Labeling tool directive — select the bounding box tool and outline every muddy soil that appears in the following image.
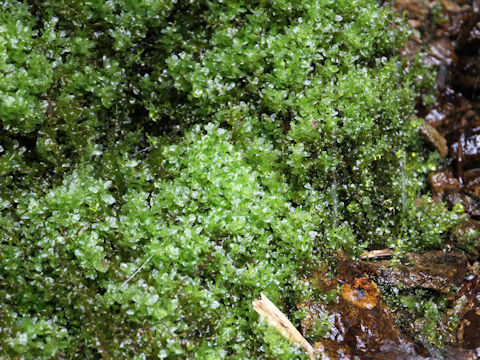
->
[301,1,480,359]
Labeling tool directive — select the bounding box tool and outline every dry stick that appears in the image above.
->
[122,254,154,287]
[252,293,322,360]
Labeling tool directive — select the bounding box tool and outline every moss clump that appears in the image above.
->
[3,126,321,358]
[0,0,459,358]
[385,289,459,351]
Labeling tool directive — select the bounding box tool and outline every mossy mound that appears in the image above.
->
[0,1,459,358]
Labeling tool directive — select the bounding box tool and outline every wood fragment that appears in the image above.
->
[360,249,394,259]
[457,131,464,188]
[252,293,319,360]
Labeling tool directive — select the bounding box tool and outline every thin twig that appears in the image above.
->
[253,293,322,360]
[130,146,151,159]
[122,254,154,287]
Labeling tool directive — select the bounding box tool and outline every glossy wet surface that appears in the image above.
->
[300,1,480,358]
[396,2,480,355]
[301,253,480,359]
[300,261,426,360]
[413,0,480,218]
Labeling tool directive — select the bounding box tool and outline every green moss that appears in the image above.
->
[0,0,460,358]
[398,291,455,350]
[1,125,322,358]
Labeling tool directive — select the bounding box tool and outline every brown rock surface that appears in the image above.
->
[358,251,467,293]
[420,121,449,158]
[451,276,480,349]
[300,272,425,360]
[300,249,471,359]
[429,170,459,202]
[340,277,381,310]
[424,37,457,66]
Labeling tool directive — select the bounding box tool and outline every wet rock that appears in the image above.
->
[408,19,423,30]
[443,348,479,360]
[429,170,459,202]
[450,131,480,169]
[465,178,480,199]
[301,274,425,360]
[401,39,422,60]
[452,219,480,243]
[455,2,480,51]
[421,121,449,157]
[467,261,480,276]
[444,191,480,217]
[300,250,470,359]
[424,88,470,136]
[341,277,381,310]
[453,56,480,95]
[465,169,480,190]
[425,108,447,126]
[440,0,469,13]
[440,11,469,37]
[424,38,457,66]
[392,0,432,23]
[450,276,480,349]
[358,251,467,293]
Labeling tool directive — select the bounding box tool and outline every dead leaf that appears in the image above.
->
[360,249,394,259]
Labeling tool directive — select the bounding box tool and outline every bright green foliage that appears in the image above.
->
[2,125,319,358]
[0,0,460,358]
[0,2,52,134]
